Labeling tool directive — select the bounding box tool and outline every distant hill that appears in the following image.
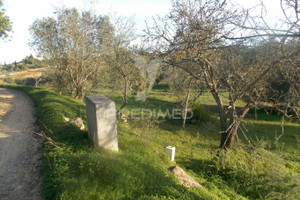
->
[0,55,47,84]
[1,55,46,73]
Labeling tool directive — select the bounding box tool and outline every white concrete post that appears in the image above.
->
[165,146,176,161]
[85,95,118,151]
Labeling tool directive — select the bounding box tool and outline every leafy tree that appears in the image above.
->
[30,8,113,99]
[0,0,11,39]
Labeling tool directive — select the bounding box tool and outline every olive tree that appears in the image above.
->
[0,0,11,40]
[30,8,113,99]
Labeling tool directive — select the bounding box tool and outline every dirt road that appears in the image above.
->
[0,88,42,200]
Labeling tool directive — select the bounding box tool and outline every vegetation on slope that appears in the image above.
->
[1,84,299,199]
[1,55,45,73]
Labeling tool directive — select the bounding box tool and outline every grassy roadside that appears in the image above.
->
[0,85,236,199]
[1,84,299,199]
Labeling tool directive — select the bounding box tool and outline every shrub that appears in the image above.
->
[4,76,15,84]
[191,101,212,123]
[15,78,36,86]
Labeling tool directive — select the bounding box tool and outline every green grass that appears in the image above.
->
[1,84,299,199]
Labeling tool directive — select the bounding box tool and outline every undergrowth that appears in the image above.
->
[214,148,300,199]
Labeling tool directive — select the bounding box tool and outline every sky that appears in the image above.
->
[0,0,283,64]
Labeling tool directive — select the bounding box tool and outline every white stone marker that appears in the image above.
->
[165,146,176,161]
[85,95,118,151]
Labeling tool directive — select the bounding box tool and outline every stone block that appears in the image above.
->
[85,95,118,151]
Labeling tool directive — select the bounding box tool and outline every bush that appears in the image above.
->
[191,102,212,123]
[14,78,36,86]
[15,65,29,71]
[4,76,15,84]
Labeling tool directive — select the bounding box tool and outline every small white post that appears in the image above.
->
[165,146,176,161]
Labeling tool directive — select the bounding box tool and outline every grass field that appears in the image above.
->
[1,84,299,199]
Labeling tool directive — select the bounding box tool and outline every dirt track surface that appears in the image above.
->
[0,88,42,200]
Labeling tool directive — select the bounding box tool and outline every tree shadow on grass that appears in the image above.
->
[52,124,90,149]
[155,119,220,142]
[51,130,207,199]
[76,153,205,199]
[177,158,217,178]
[108,95,177,111]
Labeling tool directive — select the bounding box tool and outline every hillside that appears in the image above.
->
[1,85,299,200]
[0,55,46,84]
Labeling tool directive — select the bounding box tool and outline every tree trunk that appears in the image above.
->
[74,85,84,100]
[209,90,229,148]
[220,119,229,148]
[220,89,237,149]
[220,125,239,149]
[220,105,251,150]
[35,77,41,88]
[68,87,74,97]
[117,76,128,114]
[182,88,191,128]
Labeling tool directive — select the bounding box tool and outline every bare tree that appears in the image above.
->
[146,0,300,149]
[234,0,300,130]
[103,15,140,113]
[164,65,204,128]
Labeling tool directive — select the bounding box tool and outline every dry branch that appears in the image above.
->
[32,131,63,150]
